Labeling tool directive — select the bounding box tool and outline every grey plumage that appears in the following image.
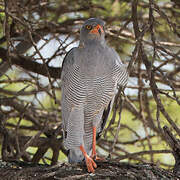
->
[61,18,128,164]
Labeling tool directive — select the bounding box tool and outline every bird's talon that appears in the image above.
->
[91,152,104,161]
[90,153,96,159]
[85,156,97,173]
[95,155,105,161]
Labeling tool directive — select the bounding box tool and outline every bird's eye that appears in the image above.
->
[86,25,92,30]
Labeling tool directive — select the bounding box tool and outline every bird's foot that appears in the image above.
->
[80,145,97,173]
[91,152,105,161]
[95,155,105,161]
[85,155,97,173]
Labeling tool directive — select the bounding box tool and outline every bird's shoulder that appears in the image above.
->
[61,47,77,70]
[106,46,122,65]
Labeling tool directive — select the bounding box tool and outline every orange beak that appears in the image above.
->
[89,24,104,35]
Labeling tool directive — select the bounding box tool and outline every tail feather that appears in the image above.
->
[68,148,84,163]
[68,96,116,164]
[96,95,115,140]
[68,147,92,163]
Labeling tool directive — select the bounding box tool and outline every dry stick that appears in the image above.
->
[17,123,48,160]
[140,0,155,161]
[109,26,151,155]
[126,85,180,92]
[32,146,49,164]
[149,0,156,64]
[163,126,180,175]
[119,123,147,149]
[100,135,155,145]
[27,72,56,99]
[116,149,171,161]
[0,97,41,127]
[149,60,180,136]
[154,56,176,72]
[132,0,180,137]
[129,68,180,90]
[15,103,29,159]
[99,143,148,164]
[117,18,132,37]
[0,78,35,84]
[156,104,164,138]
[0,115,11,160]
[28,30,57,104]
[132,0,172,165]
[124,96,139,117]
[132,0,155,162]
[155,44,180,61]
[144,91,161,134]
[107,24,180,60]
[34,94,46,110]
[152,2,180,38]
[138,59,154,162]
[108,94,124,158]
[6,123,39,131]
[51,147,60,165]
[121,124,141,140]
[105,19,146,156]
[127,24,150,74]
[155,67,180,105]
[104,88,122,138]
[4,0,11,66]
[0,88,40,96]
[127,39,139,73]
[101,139,172,165]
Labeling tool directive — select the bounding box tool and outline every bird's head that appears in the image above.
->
[80,18,105,45]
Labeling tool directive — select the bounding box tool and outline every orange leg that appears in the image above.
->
[91,126,97,158]
[80,145,97,173]
[91,126,104,160]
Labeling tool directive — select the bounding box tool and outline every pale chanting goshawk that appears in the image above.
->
[61,18,128,173]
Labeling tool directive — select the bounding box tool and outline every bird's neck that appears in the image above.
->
[79,38,106,48]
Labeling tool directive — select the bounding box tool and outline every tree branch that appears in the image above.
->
[0,47,61,78]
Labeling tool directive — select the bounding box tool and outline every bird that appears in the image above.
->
[61,18,128,173]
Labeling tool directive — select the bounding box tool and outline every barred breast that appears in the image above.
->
[61,44,128,151]
[61,49,87,149]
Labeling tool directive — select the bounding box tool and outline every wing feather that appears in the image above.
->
[61,47,85,149]
[61,47,77,146]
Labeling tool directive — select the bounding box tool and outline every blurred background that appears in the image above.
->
[0,0,179,170]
